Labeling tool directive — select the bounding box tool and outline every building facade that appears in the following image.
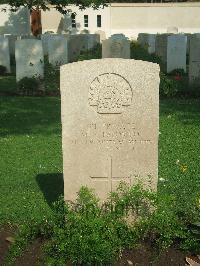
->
[1,3,200,38]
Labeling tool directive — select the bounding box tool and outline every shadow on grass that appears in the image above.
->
[36,173,64,207]
[160,99,200,126]
[0,97,61,137]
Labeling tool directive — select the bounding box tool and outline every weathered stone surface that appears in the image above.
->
[67,34,100,62]
[87,34,100,50]
[67,34,88,62]
[189,37,200,87]
[0,36,10,72]
[15,39,44,81]
[61,58,160,202]
[167,35,187,73]
[137,33,156,54]
[110,34,128,40]
[155,34,169,64]
[95,30,106,42]
[102,39,130,59]
[48,35,68,66]
[4,34,19,56]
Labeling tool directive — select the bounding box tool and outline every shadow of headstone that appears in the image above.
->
[36,173,64,207]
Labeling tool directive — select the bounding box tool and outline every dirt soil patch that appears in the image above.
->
[0,226,199,266]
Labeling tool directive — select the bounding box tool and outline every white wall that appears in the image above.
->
[41,5,111,38]
[0,4,31,35]
[110,3,200,39]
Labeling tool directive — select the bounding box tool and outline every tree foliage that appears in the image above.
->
[0,0,108,13]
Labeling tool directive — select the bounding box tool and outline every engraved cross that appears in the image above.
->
[90,157,131,192]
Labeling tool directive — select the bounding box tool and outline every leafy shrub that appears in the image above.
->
[6,184,200,265]
[0,65,7,75]
[17,76,43,96]
[159,72,179,98]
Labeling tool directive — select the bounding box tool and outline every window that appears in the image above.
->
[84,15,88,28]
[71,13,76,28]
[97,15,101,28]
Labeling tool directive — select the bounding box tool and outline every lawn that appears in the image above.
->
[0,96,200,225]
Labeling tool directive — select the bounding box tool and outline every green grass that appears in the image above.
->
[0,97,62,224]
[0,96,200,225]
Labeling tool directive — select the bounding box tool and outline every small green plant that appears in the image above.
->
[5,184,200,265]
[17,76,43,96]
[159,72,179,98]
[0,65,7,75]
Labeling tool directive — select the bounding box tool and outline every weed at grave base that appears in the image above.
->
[5,183,200,266]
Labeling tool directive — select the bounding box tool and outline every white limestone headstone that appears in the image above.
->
[61,58,160,202]
[95,30,106,43]
[15,39,44,82]
[167,35,187,73]
[0,36,10,73]
[48,35,68,66]
[102,39,130,59]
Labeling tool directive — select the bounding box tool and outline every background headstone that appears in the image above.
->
[87,34,100,50]
[167,34,187,73]
[155,34,171,70]
[102,39,130,59]
[189,36,200,87]
[138,33,156,54]
[95,30,106,43]
[0,36,11,73]
[48,35,68,66]
[110,34,129,40]
[15,39,44,81]
[67,34,88,62]
[61,58,160,202]
[4,34,19,56]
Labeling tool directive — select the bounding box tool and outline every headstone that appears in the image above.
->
[61,58,160,202]
[4,34,19,56]
[167,26,178,34]
[137,33,149,46]
[48,35,68,66]
[95,30,106,43]
[20,34,37,39]
[87,34,100,50]
[167,35,187,73]
[15,39,44,82]
[189,36,200,87]
[155,34,169,64]
[0,36,11,73]
[102,39,130,59]
[41,33,51,55]
[148,34,156,54]
[68,34,88,62]
[138,33,156,54]
[187,33,200,54]
[110,34,128,40]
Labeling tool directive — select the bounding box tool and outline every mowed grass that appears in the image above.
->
[0,96,200,225]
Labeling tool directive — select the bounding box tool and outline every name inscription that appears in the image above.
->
[70,122,152,150]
